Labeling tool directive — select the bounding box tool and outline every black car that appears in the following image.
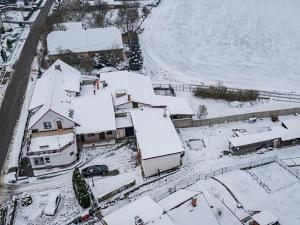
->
[81,165,109,178]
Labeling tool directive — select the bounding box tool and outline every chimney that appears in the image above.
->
[135,216,144,225]
[163,107,167,117]
[191,196,197,207]
[96,79,99,90]
[55,64,61,71]
[128,94,131,101]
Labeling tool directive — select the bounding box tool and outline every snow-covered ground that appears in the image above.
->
[210,169,300,225]
[176,91,300,119]
[247,162,299,192]
[140,0,300,92]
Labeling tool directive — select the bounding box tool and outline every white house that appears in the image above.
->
[28,61,80,132]
[28,132,78,169]
[103,196,175,225]
[71,92,117,144]
[99,71,193,118]
[131,108,185,177]
[47,26,123,59]
[103,189,223,225]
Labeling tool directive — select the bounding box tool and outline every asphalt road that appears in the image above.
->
[0,0,55,197]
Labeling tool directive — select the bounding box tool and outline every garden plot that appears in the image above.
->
[14,187,82,225]
[247,162,299,192]
[215,170,300,225]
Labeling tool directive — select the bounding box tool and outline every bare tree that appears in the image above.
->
[116,1,140,44]
[94,1,109,27]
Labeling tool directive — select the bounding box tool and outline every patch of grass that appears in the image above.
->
[194,85,258,102]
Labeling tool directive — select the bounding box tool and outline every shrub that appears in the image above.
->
[72,167,91,208]
[194,85,258,102]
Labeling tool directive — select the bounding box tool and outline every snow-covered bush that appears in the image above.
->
[72,167,91,209]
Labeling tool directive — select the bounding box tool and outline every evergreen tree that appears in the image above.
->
[129,43,143,71]
[6,39,12,49]
[72,167,91,208]
[1,49,7,62]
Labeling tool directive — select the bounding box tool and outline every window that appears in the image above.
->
[33,157,45,165]
[43,122,52,129]
[70,152,74,156]
[87,133,95,137]
[106,131,113,135]
[45,157,50,163]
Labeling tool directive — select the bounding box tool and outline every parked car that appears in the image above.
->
[81,165,109,178]
[44,192,61,216]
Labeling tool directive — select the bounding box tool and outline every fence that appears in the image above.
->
[276,159,300,180]
[152,156,277,202]
[153,83,300,102]
[172,107,300,128]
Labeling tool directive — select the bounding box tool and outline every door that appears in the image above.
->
[99,132,105,140]
[56,120,62,129]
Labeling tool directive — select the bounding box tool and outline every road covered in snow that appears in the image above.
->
[140,0,300,92]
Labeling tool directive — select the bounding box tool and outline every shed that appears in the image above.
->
[251,211,279,225]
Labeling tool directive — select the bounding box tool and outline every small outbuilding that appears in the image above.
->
[131,108,185,177]
[251,211,280,225]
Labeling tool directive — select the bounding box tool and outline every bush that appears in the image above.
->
[72,167,91,208]
[194,85,258,102]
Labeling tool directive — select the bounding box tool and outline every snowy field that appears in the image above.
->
[141,0,300,92]
[213,170,300,225]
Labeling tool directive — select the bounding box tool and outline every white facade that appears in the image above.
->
[29,135,78,169]
[30,110,76,132]
[141,153,181,177]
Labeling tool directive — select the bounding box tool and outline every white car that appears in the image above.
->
[44,192,61,216]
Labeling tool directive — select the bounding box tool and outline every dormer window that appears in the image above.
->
[116,89,127,98]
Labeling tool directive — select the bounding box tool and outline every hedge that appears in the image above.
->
[72,167,91,208]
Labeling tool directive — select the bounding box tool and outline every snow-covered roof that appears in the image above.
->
[229,119,300,147]
[29,133,74,153]
[153,95,194,116]
[131,108,184,159]
[29,59,81,111]
[47,27,123,55]
[115,114,133,128]
[28,61,79,129]
[252,211,279,225]
[103,196,175,225]
[229,126,285,147]
[72,92,116,134]
[282,118,300,130]
[158,189,199,211]
[100,71,156,106]
[166,192,220,225]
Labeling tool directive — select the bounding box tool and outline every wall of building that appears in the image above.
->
[29,140,78,169]
[142,153,181,177]
[231,138,280,155]
[82,130,116,143]
[31,110,75,132]
[116,128,126,139]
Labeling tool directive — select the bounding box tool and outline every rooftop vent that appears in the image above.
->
[116,89,127,98]
[135,216,144,225]
[55,64,62,71]
[40,145,49,149]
